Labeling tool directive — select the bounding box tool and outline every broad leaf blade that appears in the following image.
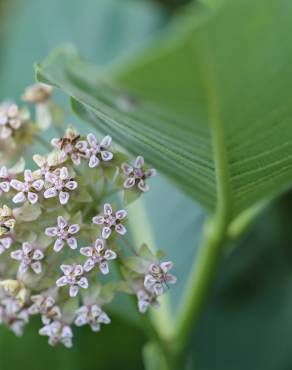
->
[36,0,292,219]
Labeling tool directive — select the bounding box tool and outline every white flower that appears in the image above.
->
[80,239,117,274]
[136,289,160,313]
[85,133,113,168]
[10,242,44,274]
[39,320,73,348]
[51,128,89,166]
[45,216,80,252]
[92,203,127,239]
[29,295,61,325]
[0,103,23,139]
[144,262,177,296]
[10,169,44,204]
[121,156,156,192]
[74,304,110,332]
[44,167,77,205]
[56,264,88,297]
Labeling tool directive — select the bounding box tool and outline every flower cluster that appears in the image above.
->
[0,83,175,348]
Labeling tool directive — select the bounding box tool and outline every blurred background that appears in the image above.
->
[1,1,292,369]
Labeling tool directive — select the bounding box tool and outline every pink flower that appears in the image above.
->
[10,242,44,274]
[74,304,110,332]
[121,156,156,192]
[144,262,177,296]
[56,264,88,297]
[136,289,160,313]
[29,295,61,325]
[45,216,80,252]
[80,239,117,274]
[0,103,23,139]
[44,167,77,205]
[0,167,11,194]
[92,203,127,239]
[85,133,113,168]
[39,320,73,348]
[10,169,44,204]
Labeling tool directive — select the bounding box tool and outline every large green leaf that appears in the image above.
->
[37,0,292,220]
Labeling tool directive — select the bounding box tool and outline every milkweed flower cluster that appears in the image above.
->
[0,83,176,348]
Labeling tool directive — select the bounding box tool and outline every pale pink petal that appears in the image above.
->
[10,179,23,192]
[28,192,38,204]
[105,249,117,260]
[145,168,157,178]
[60,167,69,180]
[87,133,97,146]
[74,264,83,276]
[160,261,173,273]
[89,155,99,168]
[166,274,177,284]
[57,216,67,229]
[103,203,112,216]
[121,163,133,176]
[138,180,149,192]
[45,226,58,237]
[54,239,64,252]
[32,179,44,191]
[56,276,68,287]
[59,191,69,205]
[67,237,77,250]
[116,209,127,220]
[24,169,34,182]
[100,135,112,149]
[123,177,135,188]
[22,242,32,254]
[31,261,42,274]
[84,258,95,272]
[69,285,79,297]
[33,249,44,260]
[65,181,77,190]
[92,215,104,225]
[11,249,23,260]
[68,224,79,234]
[102,227,111,239]
[94,239,104,249]
[44,187,57,198]
[99,262,109,275]
[60,264,72,275]
[78,277,88,289]
[135,156,144,168]
[80,247,93,257]
[12,192,26,203]
[115,224,127,236]
[101,151,113,161]
[0,181,10,192]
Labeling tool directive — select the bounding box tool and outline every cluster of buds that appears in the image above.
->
[0,83,176,348]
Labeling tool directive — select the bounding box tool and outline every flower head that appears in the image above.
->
[56,264,88,297]
[144,261,177,295]
[11,242,44,274]
[44,167,77,205]
[74,304,110,332]
[80,239,117,274]
[92,203,127,239]
[121,156,156,192]
[10,169,44,204]
[45,216,80,252]
[85,133,113,168]
[39,320,73,348]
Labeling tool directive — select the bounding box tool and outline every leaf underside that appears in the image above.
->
[37,0,292,220]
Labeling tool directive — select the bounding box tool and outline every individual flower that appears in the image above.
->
[45,216,80,252]
[0,205,15,236]
[29,295,61,325]
[22,83,53,104]
[33,151,67,177]
[0,237,13,255]
[0,103,24,139]
[10,169,44,204]
[56,264,88,297]
[80,239,117,274]
[74,304,110,332]
[92,203,127,239]
[51,128,89,165]
[121,156,156,192]
[44,167,77,205]
[136,289,160,313]
[85,133,113,168]
[10,242,44,274]
[144,261,177,295]
[39,320,73,348]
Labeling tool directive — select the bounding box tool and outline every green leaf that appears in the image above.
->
[37,0,292,221]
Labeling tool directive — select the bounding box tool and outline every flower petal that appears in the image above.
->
[123,177,135,189]
[102,227,111,239]
[101,151,113,161]
[12,192,26,203]
[115,224,127,236]
[135,156,144,168]
[54,238,65,252]
[57,216,67,229]
[67,237,77,250]
[59,191,69,205]
[44,187,57,199]
[45,227,58,237]
[103,203,112,216]
[56,276,68,287]
[116,209,127,220]
[68,224,80,234]
[100,135,112,149]
[80,247,93,257]
[89,155,99,168]
[31,261,42,274]
[92,215,104,225]
[69,285,79,297]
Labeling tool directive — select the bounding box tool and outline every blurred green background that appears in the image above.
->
[1,1,292,369]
